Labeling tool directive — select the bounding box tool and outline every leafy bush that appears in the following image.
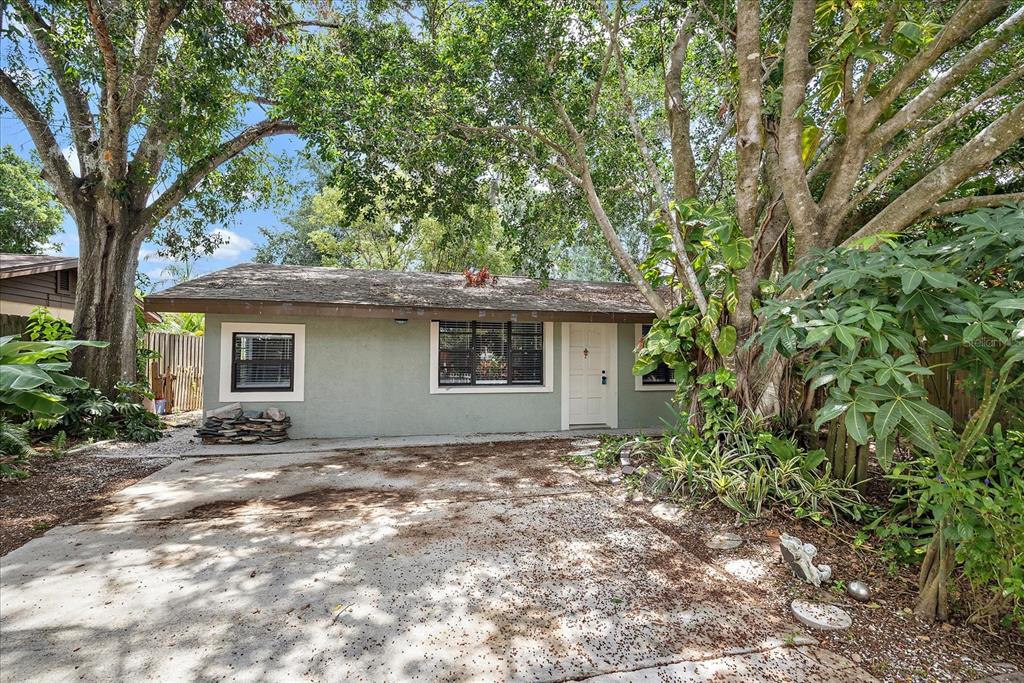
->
[0,335,107,418]
[24,307,73,341]
[878,427,1024,627]
[0,416,34,477]
[37,381,162,443]
[598,370,865,524]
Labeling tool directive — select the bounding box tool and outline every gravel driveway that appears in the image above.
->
[0,439,874,682]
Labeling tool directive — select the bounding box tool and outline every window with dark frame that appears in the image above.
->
[56,270,71,293]
[231,332,295,392]
[640,324,675,385]
[438,321,543,386]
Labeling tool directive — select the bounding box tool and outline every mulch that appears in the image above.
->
[0,451,169,556]
[583,458,1024,683]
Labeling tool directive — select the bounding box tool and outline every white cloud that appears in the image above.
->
[209,228,254,261]
[42,227,79,256]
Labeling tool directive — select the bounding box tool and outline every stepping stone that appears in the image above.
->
[568,448,597,458]
[650,502,686,522]
[570,439,601,448]
[791,600,852,631]
[620,465,636,475]
[705,532,743,550]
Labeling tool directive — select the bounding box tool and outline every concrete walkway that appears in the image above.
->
[0,440,876,682]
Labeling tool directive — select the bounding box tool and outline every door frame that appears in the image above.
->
[560,322,618,430]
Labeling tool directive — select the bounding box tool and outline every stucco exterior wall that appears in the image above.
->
[204,314,674,438]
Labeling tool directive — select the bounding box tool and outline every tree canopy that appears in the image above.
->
[0,145,63,253]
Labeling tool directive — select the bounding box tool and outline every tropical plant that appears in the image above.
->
[24,307,73,342]
[880,427,1024,628]
[37,381,162,443]
[0,336,107,418]
[0,416,34,477]
[758,206,1024,621]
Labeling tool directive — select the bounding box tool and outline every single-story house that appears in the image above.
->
[0,254,79,320]
[146,264,678,438]
[0,253,161,326]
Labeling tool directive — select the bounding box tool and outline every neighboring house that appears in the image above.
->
[0,253,161,325]
[147,264,678,438]
[0,254,78,320]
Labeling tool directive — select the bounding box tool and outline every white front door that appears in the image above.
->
[567,323,610,426]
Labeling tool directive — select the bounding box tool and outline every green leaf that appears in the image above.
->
[715,325,737,357]
[845,408,869,445]
[722,238,753,269]
[873,400,902,438]
[814,400,849,430]
[901,270,923,294]
[875,432,894,471]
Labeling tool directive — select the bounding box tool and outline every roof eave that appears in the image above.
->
[0,261,78,279]
[144,297,656,324]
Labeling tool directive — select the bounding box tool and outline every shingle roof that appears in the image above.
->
[0,254,78,278]
[146,263,657,322]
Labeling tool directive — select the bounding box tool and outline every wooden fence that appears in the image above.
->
[0,314,29,337]
[144,331,204,412]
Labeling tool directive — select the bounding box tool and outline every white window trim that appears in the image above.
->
[560,322,618,430]
[219,322,305,402]
[633,323,676,392]
[429,320,554,394]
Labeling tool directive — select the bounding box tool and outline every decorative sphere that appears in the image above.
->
[847,580,872,602]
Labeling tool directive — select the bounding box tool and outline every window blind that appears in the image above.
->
[232,332,295,391]
[438,321,543,386]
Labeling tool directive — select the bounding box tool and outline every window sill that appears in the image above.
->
[429,384,554,395]
[634,383,676,392]
[218,389,304,402]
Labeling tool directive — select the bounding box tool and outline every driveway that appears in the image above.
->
[0,439,873,682]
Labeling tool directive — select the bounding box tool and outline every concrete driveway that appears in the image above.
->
[0,439,873,682]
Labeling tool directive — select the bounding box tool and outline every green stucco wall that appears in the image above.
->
[204,314,675,438]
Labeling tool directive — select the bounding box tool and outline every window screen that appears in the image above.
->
[56,270,71,292]
[438,321,543,386]
[640,324,674,385]
[231,332,295,392]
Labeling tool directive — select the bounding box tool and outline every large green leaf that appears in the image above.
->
[715,325,737,357]
[845,408,870,445]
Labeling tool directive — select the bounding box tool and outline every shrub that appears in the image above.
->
[880,427,1024,627]
[0,335,106,418]
[37,381,161,443]
[0,416,34,477]
[24,307,73,342]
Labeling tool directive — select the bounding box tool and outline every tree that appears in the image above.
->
[0,145,63,253]
[0,0,317,391]
[290,0,1023,416]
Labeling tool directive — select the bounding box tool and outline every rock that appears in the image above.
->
[851,654,863,664]
[264,406,287,421]
[607,475,622,485]
[242,410,262,418]
[705,532,743,550]
[847,580,872,602]
[780,533,832,587]
[621,465,636,475]
[569,448,596,458]
[791,599,852,630]
[570,439,600,448]
[650,502,685,522]
[205,403,242,419]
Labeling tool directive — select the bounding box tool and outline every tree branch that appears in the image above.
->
[587,0,620,121]
[0,69,77,208]
[122,0,187,125]
[664,11,698,201]
[846,98,1024,243]
[139,119,299,231]
[734,0,763,239]
[860,0,1010,129]
[844,65,1024,217]
[11,0,96,173]
[778,0,821,259]
[867,4,1023,152]
[922,192,1024,219]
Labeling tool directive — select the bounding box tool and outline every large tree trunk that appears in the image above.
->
[72,210,145,394]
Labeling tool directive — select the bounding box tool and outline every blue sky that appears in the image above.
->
[1,115,307,290]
